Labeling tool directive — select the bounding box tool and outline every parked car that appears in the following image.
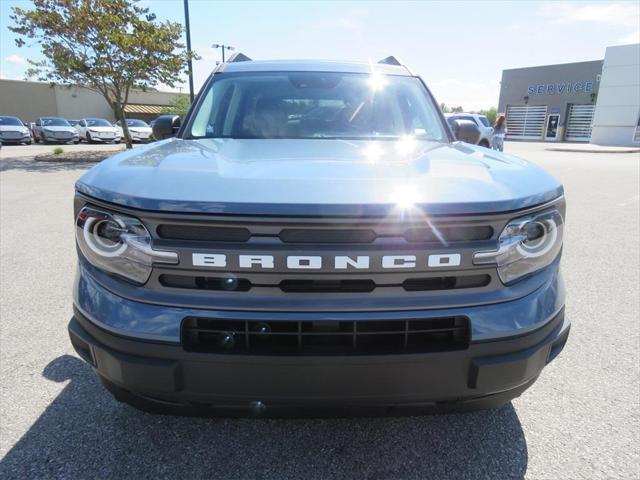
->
[67,119,81,132]
[0,115,32,145]
[114,118,152,143]
[70,56,569,416]
[33,117,79,144]
[445,113,494,148]
[76,117,121,143]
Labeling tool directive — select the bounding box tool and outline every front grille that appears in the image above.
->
[182,316,471,355]
[157,225,251,242]
[155,224,493,244]
[130,208,506,309]
[159,274,491,293]
[0,131,22,139]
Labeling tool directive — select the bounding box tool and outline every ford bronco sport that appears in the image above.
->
[69,56,569,415]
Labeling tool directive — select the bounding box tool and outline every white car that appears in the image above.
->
[77,118,121,143]
[115,119,152,143]
[445,113,494,148]
[0,115,32,145]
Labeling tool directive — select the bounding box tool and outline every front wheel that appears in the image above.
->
[86,132,93,144]
[479,140,490,148]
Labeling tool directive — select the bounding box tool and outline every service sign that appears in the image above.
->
[527,81,595,95]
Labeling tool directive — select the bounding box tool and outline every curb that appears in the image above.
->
[545,147,640,154]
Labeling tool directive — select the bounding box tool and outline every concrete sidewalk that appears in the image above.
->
[545,143,640,154]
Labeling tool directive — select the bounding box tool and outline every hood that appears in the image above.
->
[87,126,117,132]
[0,125,29,133]
[128,127,152,133]
[42,126,76,132]
[76,138,563,216]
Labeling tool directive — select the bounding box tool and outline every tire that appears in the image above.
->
[86,132,92,144]
[479,140,490,148]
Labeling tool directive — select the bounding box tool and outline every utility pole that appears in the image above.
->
[183,0,194,103]
[212,44,235,63]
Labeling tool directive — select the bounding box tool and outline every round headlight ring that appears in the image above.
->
[83,215,128,258]
[516,218,558,258]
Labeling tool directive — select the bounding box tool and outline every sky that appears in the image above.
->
[1,0,639,110]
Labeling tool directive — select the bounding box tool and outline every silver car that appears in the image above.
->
[33,117,80,144]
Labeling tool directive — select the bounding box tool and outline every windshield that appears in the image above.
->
[188,72,447,141]
[0,116,23,126]
[86,118,111,127]
[127,119,148,127]
[68,120,80,126]
[42,118,70,127]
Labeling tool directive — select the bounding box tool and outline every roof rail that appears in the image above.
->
[227,52,252,63]
[378,55,402,66]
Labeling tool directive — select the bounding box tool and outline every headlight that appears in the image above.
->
[76,206,178,284]
[473,208,564,284]
[89,129,99,133]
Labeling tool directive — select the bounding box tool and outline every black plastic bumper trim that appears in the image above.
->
[69,306,568,414]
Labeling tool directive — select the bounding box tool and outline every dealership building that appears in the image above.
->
[498,43,640,146]
[0,79,187,123]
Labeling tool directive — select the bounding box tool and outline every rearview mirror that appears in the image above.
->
[450,119,481,144]
[152,115,181,140]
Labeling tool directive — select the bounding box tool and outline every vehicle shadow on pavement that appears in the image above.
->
[0,355,528,480]
[0,158,96,173]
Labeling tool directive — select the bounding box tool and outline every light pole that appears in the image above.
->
[212,44,235,63]
[183,0,194,103]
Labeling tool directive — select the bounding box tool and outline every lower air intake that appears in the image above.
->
[182,316,471,355]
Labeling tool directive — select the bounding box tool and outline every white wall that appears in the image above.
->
[590,44,640,146]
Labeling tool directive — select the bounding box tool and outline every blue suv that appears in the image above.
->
[69,56,569,415]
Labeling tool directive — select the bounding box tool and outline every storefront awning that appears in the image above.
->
[124,104,164,115]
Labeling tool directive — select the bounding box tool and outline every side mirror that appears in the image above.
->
[152,115,181,140]
[451,119,481,144]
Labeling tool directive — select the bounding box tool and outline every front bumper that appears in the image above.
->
[43,133,78,143]
[90,135,120,142]
[0,135,31,144]
[69,303,569,414]
[70,259,568,414]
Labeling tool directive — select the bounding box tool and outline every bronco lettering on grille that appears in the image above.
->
[191,253,461,270]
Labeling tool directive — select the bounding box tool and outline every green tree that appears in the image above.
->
[479,107,498,125]
[161,95,191,118]
[10,0,195,148]
[451,106,464,113]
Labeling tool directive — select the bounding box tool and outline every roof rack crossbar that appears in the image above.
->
[227,52,252,63]
[378,56,403,66]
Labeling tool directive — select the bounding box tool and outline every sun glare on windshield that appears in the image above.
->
[367,72,388,91]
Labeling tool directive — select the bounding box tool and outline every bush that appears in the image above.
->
[52,147,64,155]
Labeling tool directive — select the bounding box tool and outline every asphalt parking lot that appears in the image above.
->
[0,142,130,158]
[1,142,638,479]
